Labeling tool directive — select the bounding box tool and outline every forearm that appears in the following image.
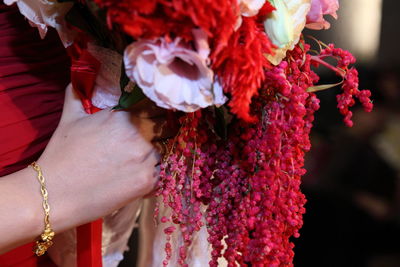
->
[0,167,43,254]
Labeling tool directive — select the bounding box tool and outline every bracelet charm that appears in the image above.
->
[31,162,55,256]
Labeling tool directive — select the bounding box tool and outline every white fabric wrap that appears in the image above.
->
[87,43,135,109]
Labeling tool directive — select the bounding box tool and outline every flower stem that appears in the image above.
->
[310,55,346,77]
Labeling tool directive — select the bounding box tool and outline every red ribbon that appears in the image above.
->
[68,41,103,267]
[69,44,101,114]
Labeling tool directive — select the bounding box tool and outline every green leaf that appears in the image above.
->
[113,62,144,110]
[307,81,343,93]
[113,85,146,110]
[298,41,304,52]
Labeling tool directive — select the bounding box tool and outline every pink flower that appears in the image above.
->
[124,30,226,112]
[306,0,339,30]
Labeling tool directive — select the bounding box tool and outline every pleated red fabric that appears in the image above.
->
[0,3,69,266]
[0,3,70,177]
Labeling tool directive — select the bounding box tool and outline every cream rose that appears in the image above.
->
[123,30,226,112]
[264,0,311,65]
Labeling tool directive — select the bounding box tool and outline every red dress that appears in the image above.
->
[0,3,70,266]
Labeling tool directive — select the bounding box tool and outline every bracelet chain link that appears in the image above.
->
[31,162,55,256]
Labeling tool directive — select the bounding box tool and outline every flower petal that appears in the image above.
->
[264,0,311,65]
[306,0,339,30]
[124,34,226,112]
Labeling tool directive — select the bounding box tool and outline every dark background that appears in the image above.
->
[294,1,400,266]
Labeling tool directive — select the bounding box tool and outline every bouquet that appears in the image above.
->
[7,0,373,266]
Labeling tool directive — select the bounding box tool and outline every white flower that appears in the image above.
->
[4,0,75,47]
[123,30,226,112]
[264,0,311,65]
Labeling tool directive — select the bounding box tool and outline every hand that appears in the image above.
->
[37,84,161,232]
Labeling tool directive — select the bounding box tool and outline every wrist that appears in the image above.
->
[0,167,43,253]
[19,167,46,239]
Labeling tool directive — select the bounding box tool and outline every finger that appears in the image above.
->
[61,84,88,123]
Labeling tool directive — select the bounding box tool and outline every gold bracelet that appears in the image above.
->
[31,162,55,256]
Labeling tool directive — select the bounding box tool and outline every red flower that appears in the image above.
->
[212,17,274,122]
[94,0,238,45]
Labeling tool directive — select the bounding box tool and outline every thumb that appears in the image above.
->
[60,84,88,123]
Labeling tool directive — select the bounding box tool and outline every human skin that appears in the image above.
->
[0,85,163,254]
